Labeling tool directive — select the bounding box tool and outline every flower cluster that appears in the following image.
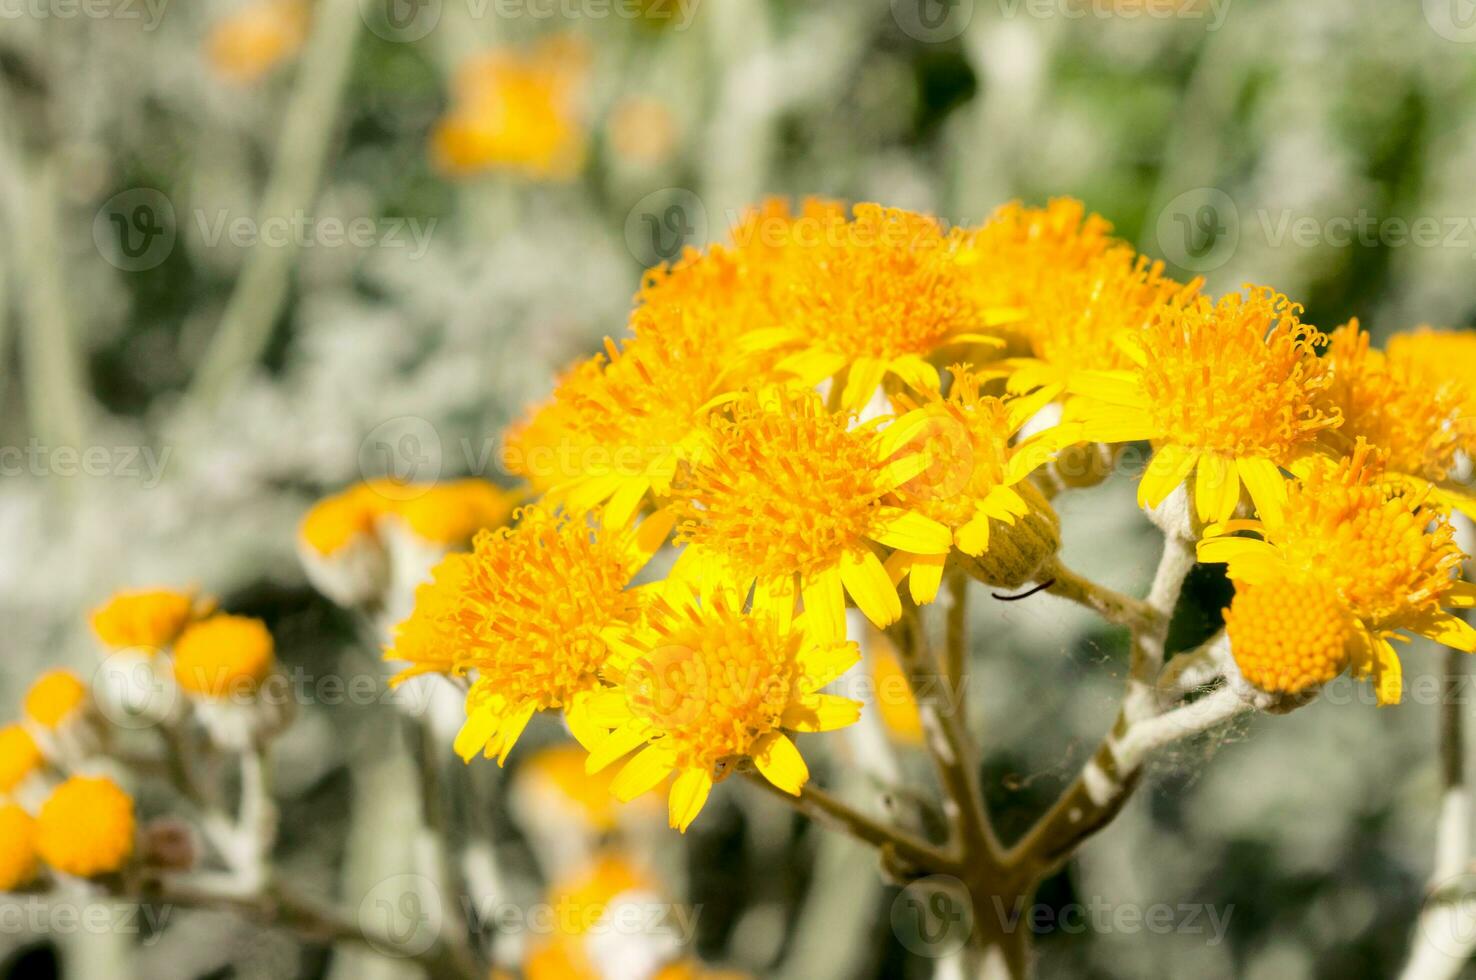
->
[348,195,1476,837]
[1,589,291,895]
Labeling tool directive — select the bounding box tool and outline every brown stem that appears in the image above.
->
[888,599,1004,870]
[742,771,952,878]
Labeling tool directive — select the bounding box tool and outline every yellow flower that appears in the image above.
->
[407,505,672,765]
[173,615,276,699]
[37,776,136,878]
[24,671,87,731]
[206,0,310,85]
[1003,248,1201,399]
[881,366,1058,601]
[0,804,40,891]
[523,853,657,979]
[588,586,862,832]
[1199,444,1476,704]
[744,204,1006,412]
[385,553,474,686]
[957,198,1124,345]
[1064,287,1340,524]
[868,637,923,747]
[1386,328,1476,411]
[1222,575,1356,697]
[671,387,952,639]
[298,483,393,557]
[504,336,743,527]
[517,743,628,834]
[89,588,198,650]
[392,480,519,546]
[0,725,42,796]
[432,36,589,180]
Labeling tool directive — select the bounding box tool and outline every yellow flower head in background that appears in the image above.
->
[671,387,951,639]
[0,804,40,891]
[868,636,923,747]
[523,853,658,979]
[1005,248,1201,399]
[89,588,198,650]
[517,743,629,834]
[433,35,590,180]
[426,505,673,765]
[0,725,42,796]
[746,204,1004,411]
[37,776,136,878]
[206,0,310,85]
[589,587,861,831]
[392,479,520,546]
[958,198,1123,340]
[882,367,1057,601]
[1326,324,1476,518]
[1065,287,1339,524]
[299,482,394,557]
[24,671,87,731]
[172,615,277,699]
[1200,444,1475,704]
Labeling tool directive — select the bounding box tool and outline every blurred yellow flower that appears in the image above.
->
[433,36,590,180]
[89,588,198,650]
[37,776,136,878]
[0,804,40,891]
[173,615,276,699]
[590,586,861,832]
[0,725,42,797]
[206,0,310,85]
[23,671,87,731]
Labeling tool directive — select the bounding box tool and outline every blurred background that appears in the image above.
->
[3,0,1476,977]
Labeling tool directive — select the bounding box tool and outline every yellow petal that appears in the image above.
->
[954,512,992,557]
[1416,614,1476,652]
[454,705,501,763]
[753,733,809,796]
[587,720,652,774]
[840,548,903,626]
[887,355,941,395]
[783,694,862,732]
[1067,370,1149,407]
[802,566,846,643]
[491,703,536,766]
[1194,452,1241,524]
[1074,405,1160,444]
[797,643,862,688]
[603,478,650,530]
[1447,581,1476,609]
[1196,535,1278,569]
[1373,638,1403,706]
[668,768,714,833]
[842,357,888,412]
[611,744,676,802]
[1236,457,1287,526]
[1138,443,1199,510]
[907,552,946,604]
[870,508,952,554]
